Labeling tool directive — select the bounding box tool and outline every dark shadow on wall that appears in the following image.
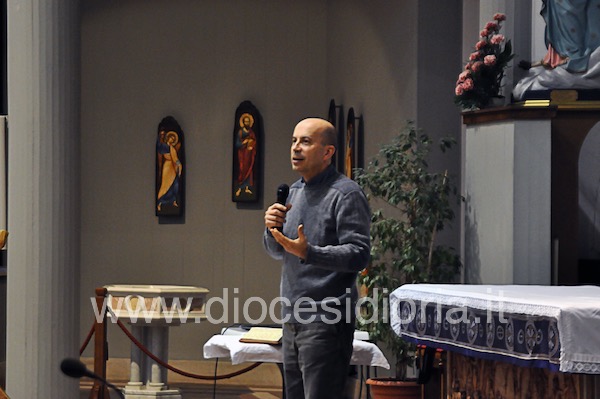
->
[464,192,482,284]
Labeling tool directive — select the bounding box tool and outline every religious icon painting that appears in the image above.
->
[328,99,337,125]
[344,107,356,179]
[327,99,345,174]
[155,116,185,217]
[232,100,262,202]
[356,113,364,171]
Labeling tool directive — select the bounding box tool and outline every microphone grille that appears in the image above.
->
[276,184,289,204]
[277,183,289,194]
[60,358,88,379]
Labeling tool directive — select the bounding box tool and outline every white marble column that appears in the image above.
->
[5,0,80,398]
[127,325,145,390]
[146,326,168,389]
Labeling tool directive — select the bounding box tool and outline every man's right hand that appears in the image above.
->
[264,203,291,230]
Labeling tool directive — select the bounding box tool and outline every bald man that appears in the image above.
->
[263,118,371,399]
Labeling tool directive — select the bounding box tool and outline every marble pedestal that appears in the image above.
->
[105,285,209,399]
[463,117,551,284]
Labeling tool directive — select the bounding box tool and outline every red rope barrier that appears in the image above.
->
[80,308,264,381]
[113,317,262,380]
[80,321,95,355]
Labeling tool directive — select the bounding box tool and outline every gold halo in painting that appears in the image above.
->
[239,113,254,128]
[165,131,179,146]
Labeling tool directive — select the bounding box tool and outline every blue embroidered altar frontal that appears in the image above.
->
[395,299,560,370]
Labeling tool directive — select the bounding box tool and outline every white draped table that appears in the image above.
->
[390,284,600,374]
[203,331,390,369]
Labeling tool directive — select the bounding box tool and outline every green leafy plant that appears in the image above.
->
[454,13,515,111]
[354,121,461,379]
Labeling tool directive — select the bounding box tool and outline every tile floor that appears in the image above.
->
[79,381,283,399]
[78,375,372,399]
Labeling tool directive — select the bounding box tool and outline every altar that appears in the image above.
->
[391,284,600,398]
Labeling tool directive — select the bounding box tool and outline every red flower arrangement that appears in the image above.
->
[455,13,515,110]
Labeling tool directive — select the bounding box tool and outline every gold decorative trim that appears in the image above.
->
[520,100,550,107]
[515,100,600,109]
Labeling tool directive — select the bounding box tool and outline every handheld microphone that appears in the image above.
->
[60,358,125,399]
[276,184,289,205]
[275,184,289,231]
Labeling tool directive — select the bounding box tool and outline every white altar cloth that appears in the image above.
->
[203,334,390,369]
[390,284,600,374]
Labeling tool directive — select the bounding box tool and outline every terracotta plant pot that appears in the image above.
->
[366,378,421,399]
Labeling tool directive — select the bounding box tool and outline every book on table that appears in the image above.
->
[239,326,283,345]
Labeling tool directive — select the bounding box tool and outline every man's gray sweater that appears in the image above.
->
[263,164,371,323]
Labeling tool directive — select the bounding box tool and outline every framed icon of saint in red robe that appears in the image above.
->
[232,101,262,203]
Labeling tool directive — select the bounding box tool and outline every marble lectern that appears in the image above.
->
[105,285,209,399]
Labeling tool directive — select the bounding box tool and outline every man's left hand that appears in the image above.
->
[269,224,308,261]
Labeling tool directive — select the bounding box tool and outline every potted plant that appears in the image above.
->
[354,121,461,397]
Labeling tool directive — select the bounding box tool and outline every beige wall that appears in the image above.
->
[80,0,462,361]
[326,1,419,157]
